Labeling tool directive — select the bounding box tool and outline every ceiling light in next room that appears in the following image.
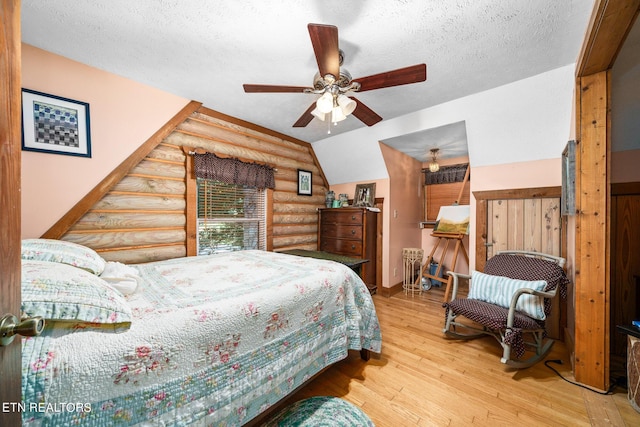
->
[429,148,440,172]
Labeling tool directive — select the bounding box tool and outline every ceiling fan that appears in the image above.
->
[243,23,427,129]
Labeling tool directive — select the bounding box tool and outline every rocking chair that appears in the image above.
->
[443,250,569,368]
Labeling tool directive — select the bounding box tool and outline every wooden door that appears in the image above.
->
[0,2,23,426]
[610,189,640,359]
[475,187,563,338]
[486,198,561,259]
[475,187,562,268]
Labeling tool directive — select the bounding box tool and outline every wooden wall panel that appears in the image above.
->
[487,197,561,257]
[490,199,509,254]
[507,199,525,250]
[64,229,186,249]
[59,107,327,263]
[523,199,542,252]
[99,245,186,264]
[69,212,185,230]
[542,198,561,256]
[112,176,186,194]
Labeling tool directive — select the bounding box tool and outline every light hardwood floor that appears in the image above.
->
[285,287,640,426]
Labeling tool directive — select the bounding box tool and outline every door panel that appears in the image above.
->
[610,193,640,358]
[0,2,23,426]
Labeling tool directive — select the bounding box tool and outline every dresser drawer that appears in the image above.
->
[319,238,363,256]
[320,224,363,240]
[321,210,363,225]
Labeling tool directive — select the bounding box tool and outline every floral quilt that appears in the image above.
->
[21,250,381,426]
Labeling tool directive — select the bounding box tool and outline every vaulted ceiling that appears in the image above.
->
[21,0,595,161]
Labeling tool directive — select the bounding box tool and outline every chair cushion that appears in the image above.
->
[445,298,546,358]
[447,298,544,331]
[468,270,547,320]
[264,396,375,427]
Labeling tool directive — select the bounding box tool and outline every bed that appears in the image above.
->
[19,239,382,426]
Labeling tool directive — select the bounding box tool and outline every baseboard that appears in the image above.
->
[379,281,404,297]
[564,326,575,371]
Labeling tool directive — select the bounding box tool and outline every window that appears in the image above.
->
[186,151,274,256]
[423,163,470,225]
[196,178,266,255]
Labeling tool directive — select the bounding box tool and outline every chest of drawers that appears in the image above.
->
[318,207,378,289]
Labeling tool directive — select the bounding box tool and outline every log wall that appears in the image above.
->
[58,106,328,264]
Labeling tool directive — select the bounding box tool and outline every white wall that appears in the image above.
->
[313,64,576,184]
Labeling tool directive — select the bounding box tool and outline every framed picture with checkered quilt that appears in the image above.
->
[21,89,91,158]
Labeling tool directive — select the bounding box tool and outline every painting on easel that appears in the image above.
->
[433,205,470,235]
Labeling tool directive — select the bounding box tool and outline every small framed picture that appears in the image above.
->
[21,88,92,158]
[297,169,312,196]
[354,183,376,207]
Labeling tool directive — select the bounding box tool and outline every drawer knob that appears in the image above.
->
[351,215,356,220]
[351,245,356,249]
[351,230,356,234]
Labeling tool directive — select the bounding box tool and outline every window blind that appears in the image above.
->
[196,178,266,255]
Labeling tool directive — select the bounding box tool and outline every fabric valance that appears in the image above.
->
[424,163,469,185]
[193,153,275,189]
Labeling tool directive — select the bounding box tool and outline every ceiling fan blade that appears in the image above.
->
[243,84,309,93]
[293,102,317,127]
[308,23,340,78]
[354,64,427,92]
[350,97,382,126]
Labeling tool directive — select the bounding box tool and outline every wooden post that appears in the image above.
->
[454,164,470,205]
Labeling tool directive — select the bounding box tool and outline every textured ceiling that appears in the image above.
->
[21,0,594,160]
[381,121,469,162]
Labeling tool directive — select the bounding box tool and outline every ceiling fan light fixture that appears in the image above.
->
[337,94,356,115]
[331,105,347,123]
[311,107,326,122]
[316,92,334,114]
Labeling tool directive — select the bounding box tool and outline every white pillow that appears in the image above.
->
[99,261,140,295]
[468,270,547,320]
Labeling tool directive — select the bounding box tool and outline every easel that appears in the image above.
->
[416,164,470,301]
[414,232,469,301]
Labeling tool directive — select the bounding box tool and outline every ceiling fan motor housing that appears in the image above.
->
[313,68,355,92]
